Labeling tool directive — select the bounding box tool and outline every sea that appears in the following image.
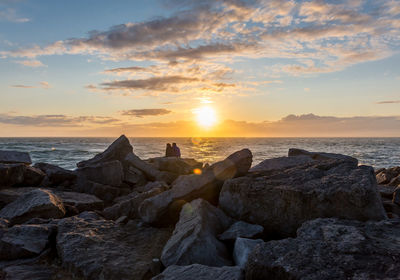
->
[0,137,399,170]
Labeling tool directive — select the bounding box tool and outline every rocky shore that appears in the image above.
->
[0,135,399,279]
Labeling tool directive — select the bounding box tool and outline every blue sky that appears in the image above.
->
[0,0,400,136]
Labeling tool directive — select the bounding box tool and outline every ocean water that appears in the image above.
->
[0,137,399,170]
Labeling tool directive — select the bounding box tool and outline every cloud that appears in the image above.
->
[10,81,51,89]
[0,113,120,127]
[16,60,46,67]
[0,8,29,23]
[377,100,400,104]
[40,81,50,89]
[121,108,172,118]
[10,84,34,88]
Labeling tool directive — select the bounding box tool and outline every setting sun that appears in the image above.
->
[194,106,217,128]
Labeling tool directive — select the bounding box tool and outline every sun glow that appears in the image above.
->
[194,106,217,128]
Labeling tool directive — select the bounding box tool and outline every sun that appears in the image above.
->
[194,106,217,128]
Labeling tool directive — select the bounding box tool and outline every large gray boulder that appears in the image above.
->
[76,160,124,187]
[33,162,76,186]
[218,221,263,241]
[72,178,121,203]
[1,264,57,280]
[139,149,252,224]
[56,212,171,280]
[245,218,400,280]
[54,191,104,213]
[220,158,386,237]
[0,189,65,225]
[147,157,202,175]
[0,224,55,260]
[161,199,233,267]
[250,156,314,172]
[0,151,31,165]
[0,187,36,209]
[152,264,243,280]
[0,164,44,188]
[77,135,133,168]
[288,148,358,165]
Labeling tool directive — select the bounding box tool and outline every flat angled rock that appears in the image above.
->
[0,151,31,165]
[2,264,55,280]
[147,157,202,175]
[288,148,358,165]
[0,189,65,225]
[220,159,386,237]
[219,221,263,241]
[250,156,314,172]
[56,213,171,280]
[77,135,132,168]
[161,199,233,267]
[33,162,76,185]
[0,164,25,187]
[54,191,104,213]
[139,149,252,224]
[246,218,400,280]
[152,264,243,280]
[76,160,124,186]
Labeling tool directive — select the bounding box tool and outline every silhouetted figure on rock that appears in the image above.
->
[165,143,174,157]
[172,143,181,158]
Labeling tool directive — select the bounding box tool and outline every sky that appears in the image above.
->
[0,0,400,137]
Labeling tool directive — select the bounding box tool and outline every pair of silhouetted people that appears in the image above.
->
[165,143,181,157]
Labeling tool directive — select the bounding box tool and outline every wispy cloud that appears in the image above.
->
[377,100,400,104]
[16,60,46,67]
[0,8,29,23]
[10,84,35,88]
[121,108,172,118]
[10,81,51,89]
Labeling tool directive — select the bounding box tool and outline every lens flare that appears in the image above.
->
[194,106,217,128]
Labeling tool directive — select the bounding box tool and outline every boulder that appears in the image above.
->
[77,135,133,168]
[375,166,400,185]
[56,213,171,280]
[76,160,124,187]
[161,199,233,267]
[382,198,400,216]
[245,218,400,280]
[0,151,31,165]
[219,159,386,237]
[378,185,397,199]
[0,164,44,188]
[0,187,36,209]
[250,156,314,172]
[103,187,166,220]
[388,175,400,187]
[134,181,169,193]
[123,165,147,186]
[288,148,358,165]
[147,157,202,175]
[0,224,55,260]
[152,264,244,280]
[72,178,121,203]
[0,189,65,225]
[33,162,76,185]
[139,149,252,224]
[394,187,400,205]
[1,264,56,280]
[124,152,166,181]
[54,191,104,213]
[233,238,263,268]
[218,221,263,241]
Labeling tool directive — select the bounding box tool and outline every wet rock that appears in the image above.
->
[233,238,263,268]
[56,213,171,280]
[33,162,76,186]
[288,148,358,165]
[218,221,263,241]
[220,159,386,237]
[147,157,202,175]
[161,199,233,267]
[0,151,31,165]
[77,135,133,168]
[250,156,314,172]
[103,187,165,220]
[245,218,400,280]
[0,223,55,260]
[0,189,65,225]
[139,149,252,224]
[77,160,124,187]
[152,264,244,280]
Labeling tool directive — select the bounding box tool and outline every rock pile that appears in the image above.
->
[0,136,398,279]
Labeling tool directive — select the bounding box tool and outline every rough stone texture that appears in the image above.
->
[245,218,400,280]
[233,238,263,268]
[376,166,400,185]
[77,135,133,168]
[56,213,172,280]
[288,148,358,165]
[219,221,264,241]
[220,159,386,237]
[0,224,55,260]
[152,264,244,280]
[161,199,233,267]
[382,198,400,217]
[250,156,314,172]
[54,191,104,213]
[0,188,36,209]
[0,189,65,225]
[124,152,166,182]
[134,181,169,193]
[139,149,252,224]
[124,165,147,186]
[76,160,124,187]
[0,164,44,188]
[389,175,400,187]
[33,162,76,185]
[103,187,165,220]
[0,151,31,165]
[394,186,400,205]
[147,157,202,175]
[72,177,121,203]
[378,185,397,199]
[1,264,56,280]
